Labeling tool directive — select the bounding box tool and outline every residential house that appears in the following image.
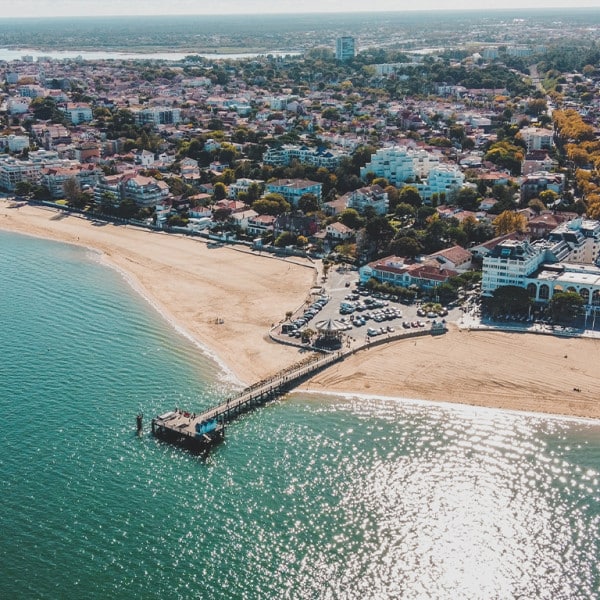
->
[427,245,473,272]
[326,222,354,242]
[133,107,181,126]
[41,164,100,199]
[518,127,554,152]
[520,172,565,202]
[228,178,264,199]
[230,209,259,231]
[359,254,459,292]
[247,214,276,237]
[123,175,170,207]
[273,212,319,238]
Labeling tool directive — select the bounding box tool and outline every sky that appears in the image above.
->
[1,0,599,18]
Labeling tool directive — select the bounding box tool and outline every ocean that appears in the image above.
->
[1,230,599,599]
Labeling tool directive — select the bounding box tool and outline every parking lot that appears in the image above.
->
[280,264,459,343]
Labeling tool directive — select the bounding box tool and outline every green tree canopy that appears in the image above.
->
[548,291,584,323]
[213,182,227,201]
[298,193,320,213]
[398,185,422,208]
[338,208,364,230]
[389,235,422,258]
[484,141,525,175]
[252,193,291,216]
[486,285,532,316]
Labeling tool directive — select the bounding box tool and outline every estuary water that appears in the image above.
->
[1,230,599,599]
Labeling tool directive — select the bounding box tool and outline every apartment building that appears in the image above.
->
[133,107,181,126]
[360,146,441,184]
[263,145,346,170]
[265,179,322,207]
[336,37,356,62]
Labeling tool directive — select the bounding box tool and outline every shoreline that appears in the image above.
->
[1,201,599,420]
[0,202,316,386]
[299,389,600,426]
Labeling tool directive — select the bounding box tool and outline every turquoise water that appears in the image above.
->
[1,230,599,599]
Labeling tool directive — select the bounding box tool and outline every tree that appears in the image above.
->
[274,231,297,247]
[213,182,227,201]
[252,193,291,216]
[492,210,528,235]
[385,185,399,212]
[486,285,531,317]
[453,187,480,211]
[548,291,584,323]
[539,190,559,206]
[395,202,416,220]
[528,198,546,215]
[63,177,82,204]
[115,197,137,219]
[100,191,117,215]
[339,208,364,230]
[298,193,319,213]
[398,185,422,208]
[30,97,67,124]
[212,207,231,222]
[484,141,524,175]
[246,182,262,203]
[301,328,316,344]
[372,177,389,188]
[389,236,422,258]
[365,215,395,256]
[15,181,32,197]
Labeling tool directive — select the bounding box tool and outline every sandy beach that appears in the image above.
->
[0,202,315,385]
[2,201,599,419]
[301,324,600,419]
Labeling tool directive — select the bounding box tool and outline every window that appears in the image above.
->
[539,284,550,300]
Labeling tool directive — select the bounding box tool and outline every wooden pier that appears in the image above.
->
[151,350,344,451]
[150,324,447,452]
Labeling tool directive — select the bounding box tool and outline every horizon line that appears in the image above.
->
[0,6,594,20]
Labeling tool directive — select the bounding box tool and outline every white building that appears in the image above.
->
[346,185,389,215]
[416,165,466,202]
[61,103,93,125]
[482,239,546,295]
[0,134,30,152]
[263,145,347,170]
[482,219,600,311]
[0,151,71,191]
[133,107,181,126]
[40,165,100,199]
[519,127,554,152]
[7,98,30,115]
[123,175,170,207]
[360,146,441,184]
[265,179,322,208]
[228,178,264,199]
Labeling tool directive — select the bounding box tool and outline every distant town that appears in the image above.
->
[2,9,600,325]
